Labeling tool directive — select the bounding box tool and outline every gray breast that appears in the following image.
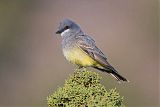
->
[61,35,77,50]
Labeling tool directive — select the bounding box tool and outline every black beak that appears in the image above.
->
[56,30,61,34]
[56,26,69,34]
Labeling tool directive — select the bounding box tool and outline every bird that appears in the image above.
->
[56,19,129,83]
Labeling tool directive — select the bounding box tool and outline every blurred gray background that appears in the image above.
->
[0,0,159,107]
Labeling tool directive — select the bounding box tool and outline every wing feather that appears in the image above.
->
[75,35,109,67]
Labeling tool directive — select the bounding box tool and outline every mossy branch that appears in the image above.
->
[47,69,125,107]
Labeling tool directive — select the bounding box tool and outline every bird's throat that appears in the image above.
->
[61,29,71,37]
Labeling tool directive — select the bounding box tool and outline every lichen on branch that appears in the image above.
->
[47,69,125,107]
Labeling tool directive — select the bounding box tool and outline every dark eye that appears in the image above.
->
[65,26,69,29]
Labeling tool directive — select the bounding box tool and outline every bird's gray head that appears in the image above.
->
[56,19,82,37]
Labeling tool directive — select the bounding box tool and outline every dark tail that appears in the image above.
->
[110,70,129,82]
[94,66,129,83]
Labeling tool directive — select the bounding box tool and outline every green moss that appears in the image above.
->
[47,69,125,107]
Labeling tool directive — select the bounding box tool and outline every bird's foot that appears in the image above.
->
[76,66,87,72]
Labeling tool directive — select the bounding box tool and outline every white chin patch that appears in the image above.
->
[61,29,70,37]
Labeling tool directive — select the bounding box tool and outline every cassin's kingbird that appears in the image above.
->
[56,19,129,82]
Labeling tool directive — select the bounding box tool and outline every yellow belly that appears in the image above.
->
[63,47,97,66]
